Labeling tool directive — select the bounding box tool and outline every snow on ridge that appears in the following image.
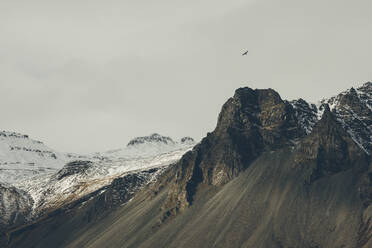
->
[127,133,175,146]
[99,133,195,160]
[289,82,372,154]
[0,130,69,185]
[325,83,372,154]
[16,143,194,216]
[293,82,372,154]
[289,99,318,134]
[6,132,196,216]
[0,131,196,186]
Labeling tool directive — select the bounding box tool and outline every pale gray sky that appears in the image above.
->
[1,0,371,153]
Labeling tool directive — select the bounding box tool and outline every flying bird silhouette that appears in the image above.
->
[242,50,248,56]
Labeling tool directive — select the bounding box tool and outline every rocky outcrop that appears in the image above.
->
[295,105,369,183]
[127,133,175,146]
[97,170,157,209]
[180,137,194,144]
[160,87,305,219]
[0,184,33,245]
[290,98,318,134]
[322,82,372,154]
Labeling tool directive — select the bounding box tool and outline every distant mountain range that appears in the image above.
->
[0,132,195,242]
[0,131,194,186]
[2,82,372,248]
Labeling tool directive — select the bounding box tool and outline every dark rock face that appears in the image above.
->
[5,168,159,248]
[151,86,372,247]
[99,172,149,209]
[323,82,372,154]
[127,133,175,146]
[290,98,318,134]
[55,160,93,180]
[0,184,33,246]
[295,105,369,183]
[0,185,33,229]
[161,87,305,218]
[67,168,159,216]
[180,137,194,144]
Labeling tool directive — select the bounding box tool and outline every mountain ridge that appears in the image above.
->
[3,82,372,248]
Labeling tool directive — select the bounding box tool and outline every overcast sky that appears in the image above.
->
[1,0,371,153]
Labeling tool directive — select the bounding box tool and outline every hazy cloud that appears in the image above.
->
[0,0,371,153]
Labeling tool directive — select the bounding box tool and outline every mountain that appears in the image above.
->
[100,133,195,159]
[3,82,372,248]
[290,82,372,154]
[0,131,68,185]
[0,133,195,245]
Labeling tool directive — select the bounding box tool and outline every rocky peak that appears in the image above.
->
[285,82,372,155]
[314,104,333,131]
[295,104,369,183]
[180,137,194,144]
[358,81,372,92]
[160,87,304,219]
[0,131,30,140]
[127,133,175,147]
[338,87,367,112]
[320,83,372,154]
[159,85,372,223]
[357,81,372,111]
[217,87,303,148]
[290,98,318,134]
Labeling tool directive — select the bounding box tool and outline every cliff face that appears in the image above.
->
[161,88,304,218]
[0,184,33,233]
[295,105,369,184]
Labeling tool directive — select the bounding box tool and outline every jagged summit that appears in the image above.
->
[180,137,194,144]
[127,133,175,146]
[288,82,372,154]
[0,131,30,140]
[319,82,372,154]
[290,98,318,134]
[161,84,372,221]
[161,87,305,218]
[217,87,304,148]
[295,103,369,183]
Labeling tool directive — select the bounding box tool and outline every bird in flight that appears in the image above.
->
[242,50,248,56]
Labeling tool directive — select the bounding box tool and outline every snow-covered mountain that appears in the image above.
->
[0,131,68,184]
[16,147,192,217]
[0,131,194,186]
[321,82,372,154]
[290,81,372,154]
[100,133,195,159]
[0,133,196,230]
